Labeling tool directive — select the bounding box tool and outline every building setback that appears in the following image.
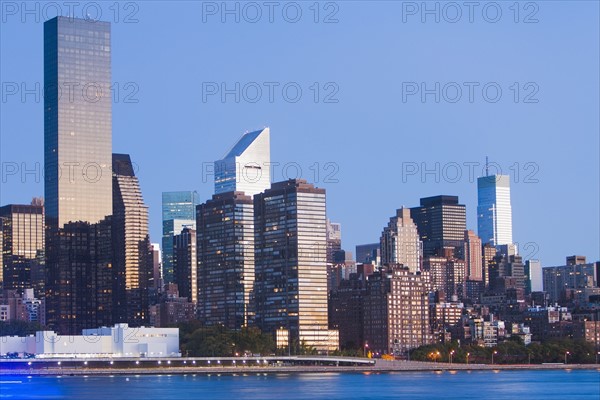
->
[196,191,255,330]
[254,179,338,352]
[380,208,421,273]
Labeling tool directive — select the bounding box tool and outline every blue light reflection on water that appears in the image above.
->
[1,370,599,400]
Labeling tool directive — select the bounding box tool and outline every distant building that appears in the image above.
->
[463,230,482,281]
[0,324,180,358]
[380,208,421,273]
[0,203,45,293]
[363,265,432,356]
[543,257,599,305]
[355,243,380,265]
[254,179,338,352]
[214,128,271,197]
[423,249,465,302]
[173,228,197,304]
[151,243,162,293]
[162,191,199,284]
[524,259,543,294]
[149,284,196,327]
[477,174,513,246]
[410,195,466,257]
[196,192,255,330]
[326,220,342,266]
[328,274,365,350]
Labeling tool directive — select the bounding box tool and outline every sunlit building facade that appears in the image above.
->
[477,175,513,247]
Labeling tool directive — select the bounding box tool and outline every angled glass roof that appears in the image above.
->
[223,129,264,158]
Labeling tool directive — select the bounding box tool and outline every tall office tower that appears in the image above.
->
[410,195,467,257]
[463,230,483,281]
[162,191,199,284]
[380,208,421,273]
[477,175,513,247]
[326,220,342,265]
[355,243,380,265]
[45,219,113,334]
[482,243,496,288]
[524,259,543,294]
[0,203,45,292]
[254,179,338,352]
[363,265,432,356]
[214,128,271,196]
[196,192,255,330]
[44,17,113,229]
[112,154,152,326]
[173,227,197,304]
[44,17,114,334]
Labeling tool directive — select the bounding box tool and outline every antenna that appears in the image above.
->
[485,156,489,176]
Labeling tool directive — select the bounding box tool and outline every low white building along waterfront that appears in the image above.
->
[0,324,180,358]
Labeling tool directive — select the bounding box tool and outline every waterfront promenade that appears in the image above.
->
[1,357,598,376]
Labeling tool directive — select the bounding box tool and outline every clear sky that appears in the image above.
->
[1,1,598,267]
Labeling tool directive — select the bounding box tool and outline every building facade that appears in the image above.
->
[410,195,467,257]
[214,128,271,196]
[253,179,338,352]
[477,174,513,246]
[196,191,255,330]
[173,228,197,305]
[380,208,421,273]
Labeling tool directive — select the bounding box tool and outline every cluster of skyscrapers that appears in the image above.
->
[1,17,599,357]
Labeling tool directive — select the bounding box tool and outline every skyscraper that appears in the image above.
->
[112,154,152,326]
[214,128,271,196]
[196,192,255,330]
[44,16,113,229]
[0,203,45,293]
[380,208,421,272]
[254,179,338,352]
[410,195,467,257]
[162,191,199,284]
[477,175,513,247]
[44,17,114,334]
[326,220,342,266]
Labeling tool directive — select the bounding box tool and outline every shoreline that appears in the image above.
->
[2,361,599,376]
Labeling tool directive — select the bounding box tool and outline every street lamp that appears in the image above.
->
[449,350,455,364]
[492,350,498,365]
[435,351,440,364]
[466,353,470,365]
[564,351,570,364]
[363,342,369,358]
[596,352,600,365]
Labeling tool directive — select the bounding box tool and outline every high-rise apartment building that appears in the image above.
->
[0,203,45,293]
[196,192,255,330]
[214,128,271,196]
[363,265,432,356]
[525,259,543,294]
[162,191,199,284]
[326,220,342,266]
[254,179,338,352]
[543,257,599,304]
[477,175,513,247]
[380,208,421,272]
[410,195,467,257]
[112,154,152,326]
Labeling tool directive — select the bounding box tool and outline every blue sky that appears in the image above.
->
[1,1,598,266]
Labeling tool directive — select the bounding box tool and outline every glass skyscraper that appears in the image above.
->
[44,16,113,228]
[477,175,513,247]
[161,191,199,284]
[214,128,271,196]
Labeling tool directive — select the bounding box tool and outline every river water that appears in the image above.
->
[1,369,598,399]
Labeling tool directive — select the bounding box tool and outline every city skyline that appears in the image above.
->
[1,4,598,267]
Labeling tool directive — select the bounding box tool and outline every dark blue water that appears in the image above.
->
[1,370,599,399]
